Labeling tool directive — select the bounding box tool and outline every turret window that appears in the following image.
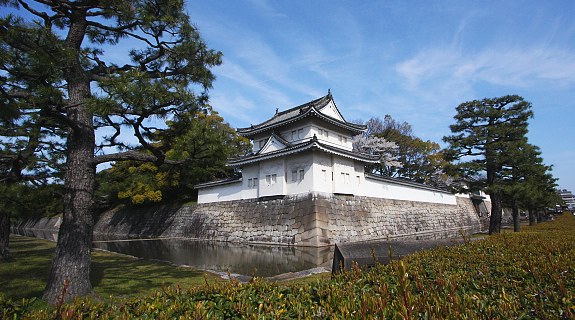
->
[341,172,350,184]
[265,174,277,186]
[291,169,305,182]
[247,178,258,188]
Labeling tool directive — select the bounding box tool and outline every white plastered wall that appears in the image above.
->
[312,153,333,194]
[285,153,314,195]
[241,164,259,199]
[279,120,312,144]
[311,125,353,151]
[258,159,286,197]
[359,176,457,205]
[197,181,243,203]
[198,152,459,205]
[332,157,356,195]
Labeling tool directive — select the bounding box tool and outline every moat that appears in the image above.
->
[15,229,333,277]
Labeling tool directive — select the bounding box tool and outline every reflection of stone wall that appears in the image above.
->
[91,192,483,247]
[12,216,61,235]
[93,239,332,277]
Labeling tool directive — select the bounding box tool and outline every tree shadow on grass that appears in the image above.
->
[0,236,55,300]
[90,251,216,298]
[2,235,220,301]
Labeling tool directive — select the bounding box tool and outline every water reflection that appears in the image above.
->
[14,228,473,277]
[16,228,59,242]
[94,239,333,277]
[14,229,333,277]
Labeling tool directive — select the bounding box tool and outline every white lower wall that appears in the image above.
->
[259,159,286,197]
[312,153,333,194]
[197,181,244,203]
[359,176,457,205]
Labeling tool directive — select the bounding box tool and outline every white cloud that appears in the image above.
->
[247,0,287,19]
[210,92,258,126]
[396,45,575,90]
[389,44,575,142]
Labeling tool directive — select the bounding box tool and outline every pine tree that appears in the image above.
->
[0,0,221,303]
[496,141,555,231]
[443,95,533,234]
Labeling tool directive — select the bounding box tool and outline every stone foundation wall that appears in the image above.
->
[92,192,483,247]
[323,195,481,244]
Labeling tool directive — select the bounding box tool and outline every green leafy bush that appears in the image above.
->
[4,214,574,319]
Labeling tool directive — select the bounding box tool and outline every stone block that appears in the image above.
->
[300,228,320,240]
[315,210,329,223]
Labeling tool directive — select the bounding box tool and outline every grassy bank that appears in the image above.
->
[2,214,574,318]
[0,236,221,302]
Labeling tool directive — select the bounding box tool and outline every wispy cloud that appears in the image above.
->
[390,43,575,140]
[246,0,287,19]
[396,45,575,90]
[209,91,259,125]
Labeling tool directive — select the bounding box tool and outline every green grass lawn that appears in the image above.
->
[0,235,222,301]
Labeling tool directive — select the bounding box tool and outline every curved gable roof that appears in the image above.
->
[237,92,366,137]
[256,132,292,155]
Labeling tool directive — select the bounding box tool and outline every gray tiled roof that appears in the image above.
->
[237,93,366,137]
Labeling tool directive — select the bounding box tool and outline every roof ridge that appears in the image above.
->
[277,93,329,116]
[237,93,331,131]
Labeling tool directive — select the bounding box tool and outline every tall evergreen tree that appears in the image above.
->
[443,95,533,234]
[518,162,560,226]
[496,142,555,231]
[0,0,221,303]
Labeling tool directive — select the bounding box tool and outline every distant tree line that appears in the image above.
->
[354,96,561,235]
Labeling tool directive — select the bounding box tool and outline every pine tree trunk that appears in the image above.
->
[489,193,502,234]
[42,15,95,305]
[528,207,537,226]
[42,127,95,304]
[0,212,10,259]
[512,201,520,232]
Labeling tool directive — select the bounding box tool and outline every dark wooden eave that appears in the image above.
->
[228,136,380,167]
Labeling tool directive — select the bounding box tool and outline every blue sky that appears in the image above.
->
[186,0,575,192]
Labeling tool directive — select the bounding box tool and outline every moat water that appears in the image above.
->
[15,228,474,278]
[15,229,333,277]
